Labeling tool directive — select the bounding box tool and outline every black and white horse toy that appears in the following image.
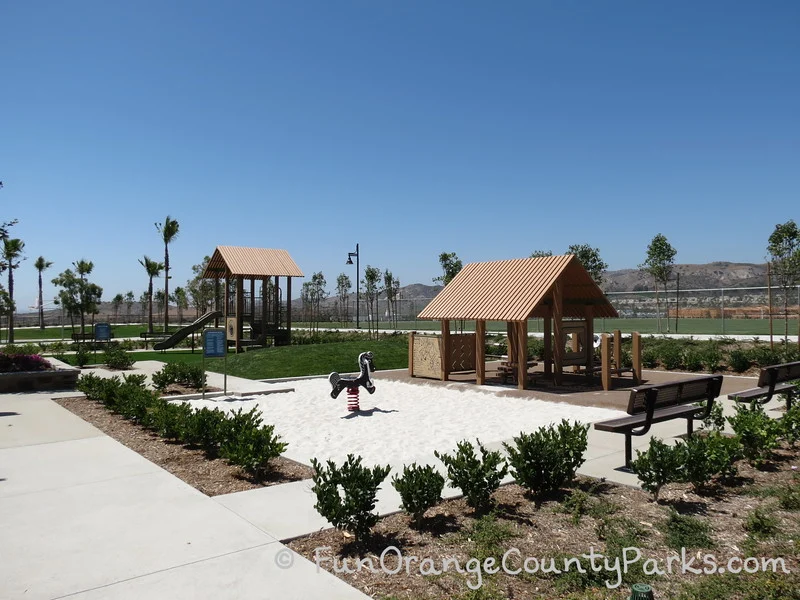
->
[329,351,376,411]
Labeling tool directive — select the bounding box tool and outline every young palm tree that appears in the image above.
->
[139,256,164,333]
[3,238,26,343]
[34,256,53,329]
[155,216,179,331]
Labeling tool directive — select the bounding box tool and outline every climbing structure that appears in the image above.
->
[201,246,304,353]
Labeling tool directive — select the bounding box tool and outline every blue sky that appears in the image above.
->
[2,1,798,309]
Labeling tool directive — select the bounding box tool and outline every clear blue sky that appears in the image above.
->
[2,1,798,309]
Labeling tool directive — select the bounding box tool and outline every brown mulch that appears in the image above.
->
[54,395,313,496]
[288,446,800,599]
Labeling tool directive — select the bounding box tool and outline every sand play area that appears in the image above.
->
[186,377,624,470]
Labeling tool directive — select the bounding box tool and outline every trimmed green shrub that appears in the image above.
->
[641,347,658,369]
[684,348,703,372]
[727,348,751,373]
[728,403,782,466]
[527,337,545,360]
[311,454,390,540]
[659,342,683,370]
[104,346,134,370]
[74,344,92,367]
[151,362,207,391]
[185,407,228,455]
[631,438,684,501]
[435,439,508,514]
[701,341,723,372]
[682,431,741,491]
[503,420,589,497]
[222,423,287,477]
[146,401,193,440]
[391,463,445,526]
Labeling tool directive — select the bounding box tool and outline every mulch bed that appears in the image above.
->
[55,395,313,496]
[288,446,800,599]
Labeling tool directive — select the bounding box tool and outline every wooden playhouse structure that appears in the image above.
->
[201,246,304,352]
[411,254,627,389]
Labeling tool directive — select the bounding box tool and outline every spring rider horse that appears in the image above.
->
[329,351,376,411]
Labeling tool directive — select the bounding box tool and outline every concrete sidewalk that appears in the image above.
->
[0,391,368,600]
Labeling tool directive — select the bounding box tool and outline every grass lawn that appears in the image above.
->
[60,337,410,380]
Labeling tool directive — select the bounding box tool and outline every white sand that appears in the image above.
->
[185,378,624,469]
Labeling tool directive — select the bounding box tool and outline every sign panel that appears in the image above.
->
[226,317,238,341]
[95,323,112,341]
[203,328,227,358]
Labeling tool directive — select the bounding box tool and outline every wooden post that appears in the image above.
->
[286,277,292,342]
[571,326,581,373]
[261,277,268,337]
[613,329,622,371]
[250,278,255,321]
[585,305,594,380]
[552,282,564,386]
[543,308,552,377]
[517,320,527,390]
[506,321,515,364]
[632,331,642,384]
[601,333,611,391]
[236,277,244,353]
[214,278,221,326]
[442,320,451,381]
[476,320,486,385]
[273,276,280,330]
[408,332,415,377]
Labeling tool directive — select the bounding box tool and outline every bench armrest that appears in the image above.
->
[630,388,659,436]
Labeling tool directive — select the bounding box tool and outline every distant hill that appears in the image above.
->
[602,262,768,292]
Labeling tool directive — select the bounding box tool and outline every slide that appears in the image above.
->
[152,310,224,350]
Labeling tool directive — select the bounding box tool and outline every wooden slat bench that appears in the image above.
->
[729,361,800,411]
[594,374,724,468]
[497,361,539,386]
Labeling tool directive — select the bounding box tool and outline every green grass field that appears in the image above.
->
[304,317,797,337]
[58,337,410,380]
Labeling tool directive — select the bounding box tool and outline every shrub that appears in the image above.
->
[561,489,591,526]
[780,404,800,445]
[631,438,684,501]
[701,341,723,372]
[641,347,658,369]
[74,344,92,367]
[749,345,782,368]
[700,401,726,432]
[658,510,715,550]
[682,431,741,491]
[146,400,193,440]
[503,420,589,497]
[223,423,287,478]
[464,514,514,563]
[727,348,751,373]
[659,342,683,370]
[311,454,390,540]
[185,407,228,456]
[435,440,508,514]
[49,341,68,361]
[151,362,207,392]
[684,348,704,372]
[727,403,782,466]
[778,482,800,511]
[391,463,445,526]
[104,346,134,370]
[527,337,545,360]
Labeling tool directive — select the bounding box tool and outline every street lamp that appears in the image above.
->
[346,243,360,329]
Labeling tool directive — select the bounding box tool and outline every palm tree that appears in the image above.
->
[139,256,164,333]
[34,256,53,329]
[3,239,26,343]
[155,216,179,331]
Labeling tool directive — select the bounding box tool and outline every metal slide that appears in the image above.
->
[152,310,224,350]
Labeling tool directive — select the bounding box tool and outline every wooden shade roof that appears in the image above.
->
[201,246,304,279]
[417,255,618,321]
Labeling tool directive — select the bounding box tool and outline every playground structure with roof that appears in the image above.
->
[201,246,304,353]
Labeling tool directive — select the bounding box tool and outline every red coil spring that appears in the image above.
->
[346,386,360,412]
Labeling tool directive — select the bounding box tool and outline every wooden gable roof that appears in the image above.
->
[417,254,618,321]
[201,246,304,279]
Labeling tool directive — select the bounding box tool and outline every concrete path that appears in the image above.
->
[0,391,368,600]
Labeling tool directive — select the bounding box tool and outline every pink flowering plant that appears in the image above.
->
[0,352,53,373]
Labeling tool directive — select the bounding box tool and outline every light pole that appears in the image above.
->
[346,243,360,329]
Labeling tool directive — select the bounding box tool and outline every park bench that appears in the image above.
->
[728,361,800,411]
[497,360,539,386]
[594,374,723,468]
[71,332,96,342]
